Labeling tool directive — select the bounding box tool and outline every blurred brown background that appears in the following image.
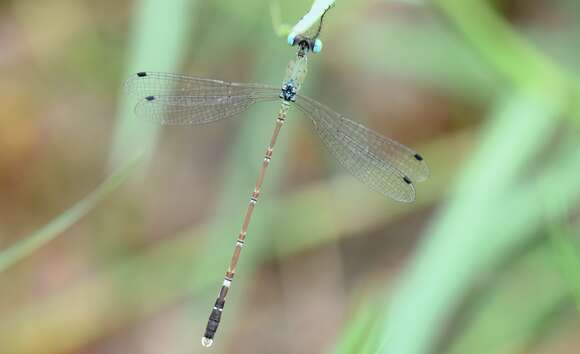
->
[1,0,580,354]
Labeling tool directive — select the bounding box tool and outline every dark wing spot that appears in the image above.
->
[137,72,147,77]
[403,176,412,184]
[414,153,423,161]
[145,96,155,101]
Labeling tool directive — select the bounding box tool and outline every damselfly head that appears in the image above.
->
[287,4,330,56]
[288,34,321,57]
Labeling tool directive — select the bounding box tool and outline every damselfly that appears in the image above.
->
[124,34,429,347]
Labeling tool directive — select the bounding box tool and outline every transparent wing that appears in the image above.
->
[124,72,280,125]
[294,94,429,202]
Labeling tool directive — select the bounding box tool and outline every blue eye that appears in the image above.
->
[313,39,323,53]
[287,34,296,46]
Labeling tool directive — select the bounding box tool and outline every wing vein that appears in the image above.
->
[295,94,428,202]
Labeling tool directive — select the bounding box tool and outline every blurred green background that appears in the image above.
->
[1,0,580,353]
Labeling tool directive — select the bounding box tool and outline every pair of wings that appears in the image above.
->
[124,72,429,202]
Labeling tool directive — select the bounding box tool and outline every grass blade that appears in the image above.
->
[0,153,143,273]
[108,0,197,168]
[379,94,562,354]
